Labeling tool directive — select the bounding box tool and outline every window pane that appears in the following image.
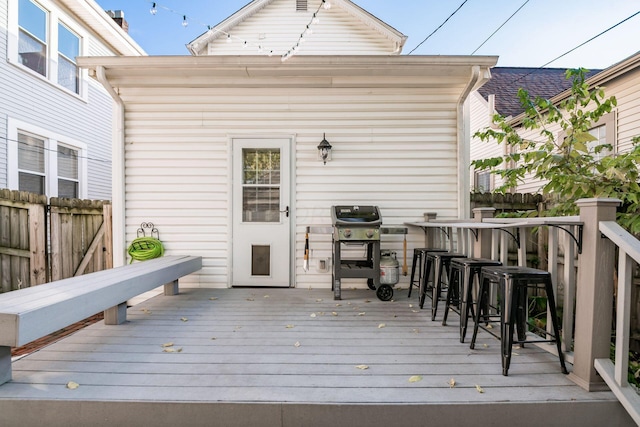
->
[243,187,280,222]
[57,145,78,179]
[19,172,45,194]
[19,0,47,42]
[18,30,46,76]
[18,133,45,173]
[58,23,79,59]
[18,0,47,76]
[58,56,78,92]
[58,179,78,198]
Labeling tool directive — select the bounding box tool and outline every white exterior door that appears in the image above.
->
[232,138,291,287]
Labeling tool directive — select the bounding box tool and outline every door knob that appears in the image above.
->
[280,206,289,217]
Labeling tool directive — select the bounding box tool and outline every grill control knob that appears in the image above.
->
[366,229,375,238]
[343,229,352,238]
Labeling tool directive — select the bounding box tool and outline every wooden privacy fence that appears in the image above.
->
[0,189,112,293]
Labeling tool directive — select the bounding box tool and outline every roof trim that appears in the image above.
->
[509,50,640,125]
[59,0,146,56]
[187,0,407,55]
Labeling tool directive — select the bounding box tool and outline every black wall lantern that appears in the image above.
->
[317,133,332,164]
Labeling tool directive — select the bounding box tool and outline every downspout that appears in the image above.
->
[96,66,126,267]
[457,65,481,219]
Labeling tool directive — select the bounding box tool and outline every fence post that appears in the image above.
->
[28,203,47,285]
[472,207,495,259]
[569,198,621,391]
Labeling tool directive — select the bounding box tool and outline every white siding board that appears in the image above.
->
[204,0,396,56]
[122,82,462,288]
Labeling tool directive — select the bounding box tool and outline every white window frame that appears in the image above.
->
[8,0,88,98]
[7,118,88,198]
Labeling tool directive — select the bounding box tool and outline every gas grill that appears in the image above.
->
[331,205,394,301]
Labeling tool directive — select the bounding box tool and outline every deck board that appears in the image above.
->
[0,287,634,426]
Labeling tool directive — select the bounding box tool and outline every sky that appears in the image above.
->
[94,0,640,70]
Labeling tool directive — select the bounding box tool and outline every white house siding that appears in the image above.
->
[120,84,465,288]
[203,0,397,56]
[469,91,505,192]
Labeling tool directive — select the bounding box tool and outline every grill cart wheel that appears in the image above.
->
[367,278,376,290]
[376,284,393,301]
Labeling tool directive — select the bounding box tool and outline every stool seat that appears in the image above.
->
[442,258,502,342]
[470,266,568,376]
[419,252,466,320]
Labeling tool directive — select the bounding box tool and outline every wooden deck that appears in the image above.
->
[0,287,634,426]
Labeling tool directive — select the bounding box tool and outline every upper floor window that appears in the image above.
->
[12,0,85,96]
[58,23,80,93]
[18,0,47,76]
[474,170,491,193]
[587,124,611,161]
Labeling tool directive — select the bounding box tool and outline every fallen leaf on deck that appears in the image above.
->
[365,300,371,303]
[412,310,419,313]
[475,384,484,393]
[335,304,342,307]
[358,312,366,316]
[162,342,174,348]
[412,328,420,333]
[141,308,151,314]
[211,337,216,340]
[409,304,414,308]
[449,378,456,388]
[408,375,423,383]
[66,381,79,390]
[180,317,188,322]
[163,347,183,353]
[332,312,338,316]
[483,344,488,348]
[263,295,270,298]
[286,324,295,329]
[294,341,301,347]
[378,323,386,329]
[310,313,317,318]
[316,299,323,302]
[246,298,255,301]
[486,324,493,329]
[209,297,218,301]
[355,365,369,370]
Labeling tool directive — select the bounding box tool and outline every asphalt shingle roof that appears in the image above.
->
[477,67,600,118]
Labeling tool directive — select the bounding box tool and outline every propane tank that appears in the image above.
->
[380,250,399,285]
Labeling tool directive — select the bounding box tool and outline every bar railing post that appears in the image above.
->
[473,207,495,259]
[423,212,438,248]
[569,198,621,391]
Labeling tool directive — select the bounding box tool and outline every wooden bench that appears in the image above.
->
[0,255,202,385]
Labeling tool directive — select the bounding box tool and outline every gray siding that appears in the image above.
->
[0,0,126,200]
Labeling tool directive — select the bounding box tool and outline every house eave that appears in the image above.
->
[58,0,146,56]
[78,54,498,89]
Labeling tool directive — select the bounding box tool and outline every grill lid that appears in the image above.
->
[331,205,382,226]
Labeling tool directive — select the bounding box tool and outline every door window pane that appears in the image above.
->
[18,0,47,76]
[242,148,280,222]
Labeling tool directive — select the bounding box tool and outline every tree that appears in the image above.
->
[473,68,640,233]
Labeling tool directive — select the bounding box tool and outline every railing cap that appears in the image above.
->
[575,198,622,208]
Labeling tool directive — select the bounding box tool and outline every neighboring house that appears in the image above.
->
[78,0,497,289]
[469,64,635,195]
[1,0,145,200]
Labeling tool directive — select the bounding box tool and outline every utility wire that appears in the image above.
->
[408,0,469,55]
[470,0,530,55]
[539,10,640,69]
[509,9,640,85]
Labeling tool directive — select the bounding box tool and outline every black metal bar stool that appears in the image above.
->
[409,248,448,299]
[470,266,568,376]
[441,258,502,343]
[419,252,466,320]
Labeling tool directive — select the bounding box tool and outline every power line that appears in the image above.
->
[538,10,640,69]
[3,135,112,165]
[470,0,530,55]
[408,0,470,55]
[509,9,640,85]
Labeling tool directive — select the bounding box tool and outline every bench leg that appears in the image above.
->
[104,302,128,325]
[164,279,179,296]
[0,346,11,385]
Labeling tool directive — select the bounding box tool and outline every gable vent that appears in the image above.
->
[296,0,308,11]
